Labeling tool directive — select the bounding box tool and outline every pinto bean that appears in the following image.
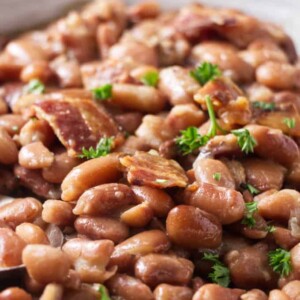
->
[0,127,18,164]
[106,274,154,300]
[61,153,122,202]
[111,230,170,271]
[19,142,54,169]
[127,1,160,22]
[114,112,143,134]
[42,200,75,226]
[121,203,154,227]
[16,223,49,245]
[273,227,300,250]
[132,186,174,217]
[0,228,26,267]
[0,114,26,135]
[154,284,193,300]
[0,287,32,300]
[20,61,53,83]
[0,197,42,229]
[75,216,129,243]
[221,159,246,188]
[73,184,135,216]
[192,284,245,300]
[281,280,300,299]
[287,158,300,189]
[0,97,8,115]
[62,238,116,283]
[135,254,194,287]
[166,205,222,249]
[268,290,290,300]
[240,289,268,300]
[22,245,71,284]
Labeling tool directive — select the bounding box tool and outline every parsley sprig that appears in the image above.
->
[252,101,275,111]
[202,253,230,287]
[99,284,111,300]
[140,71,159,87]
[242,183,260,195]
[213,173,221,181]
[232,129,257,154]
[79,137,114,159]
[24,79,45,95]
[190,62,221,85]
[92,84,112,100]
[268,248,292,277]
[283,118,296,129]
[242,201,258,228]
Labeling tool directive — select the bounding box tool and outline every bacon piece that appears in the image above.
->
[34,97,122,156]
[120,151,188,188]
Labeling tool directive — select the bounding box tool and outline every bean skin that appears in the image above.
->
[166,205,222,249]
[120,203,154,227]
[154,284,193,300]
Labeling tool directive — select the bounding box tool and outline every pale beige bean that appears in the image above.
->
[61,153,122,202]
[154,284,193,300]
[42,200,75,226]
[19,142,54,169]
[240,289,268,300]
[0,287,32,300]
[0,197,42,229]
[268,290,290,300]
[20,61,53,83]
[39,284,63,300]
[16,223,49,245]
[22,245,71,284]
[0,127,18,164]
[0,114,26,135]
[282,280,300,299]
[120,203,154,227]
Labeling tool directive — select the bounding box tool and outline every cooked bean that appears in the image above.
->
[273,227,300,250]
[73,183,135,216]
[20,61,53,83]
[0,287,32,300]
[106,274,154,300]
[192,284,245,300]
[281,280,300,299]
[19,142,54,169]
[62,238,116,283]
[154,284,193,300]
[268,290,290,300]
[39,284,63,300]
[0,97,8,115]
[0,114,25,135]
[287,158,300,189]
[22,245,71,284]
[16,223,49,245]
[0,127,18,164]
[221,159,246,188]
[114,112,143,134]
[135,253,194,287]
[111,230,170,271]
[166,205,222,249]
[132,186,174,217]
[127,1,160,22]
[61,153,122,201]
[0,169,18,194]
[75,216,129,243]
[0,197,42,229]
[120,203,154,227]
[0,228,26,267]
[240,289,268,300]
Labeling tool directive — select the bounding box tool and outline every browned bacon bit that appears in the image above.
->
[120,151,188,188]
[34,97,122,156]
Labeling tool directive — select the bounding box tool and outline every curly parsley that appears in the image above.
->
[190,62,221,85]
[242,201,258,228]
[140,71,159,87]
[252,101,276,111]
[24,79,45,95]
[268,248,292,277]
[79,137,114,159]
[231,128,257,154]
[92,84,112,100]
[99,284,111,300]
[283,118,296,129]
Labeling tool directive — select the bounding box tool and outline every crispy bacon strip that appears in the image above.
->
[34,97,122,156]
[120,151,188,188]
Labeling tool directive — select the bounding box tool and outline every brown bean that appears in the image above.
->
[62,238,116,283]
[221,159,246,188]
[20,61,53,83]
[0,197,42,229]
[192,284,245,300]
[287,158,300,189]
[61,153,122,201]
[154,284,193,300]
[0,228,26,267]
[120,203,154,227]
[0,114,26,135]
[75,216,129,244]
[106,274,154,300]
[22,245,71,284]
[73,183,135,216]
[186,182,245,224]
[0,127,18,164]
[0,97,8,115]
[16,223,49,245]
[166,205,222,249]
[273,227,300,250]
[127,1,160,22]
[240,289,268,300]
[0,287,32,300]
[282,280,300,299]
[114,112,143,134]
[135,253,194,287]
[19,142,54,169]
[132,186,174,217]
[111,230,170,271]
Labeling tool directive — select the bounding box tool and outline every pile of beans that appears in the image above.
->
[0,0,300,299]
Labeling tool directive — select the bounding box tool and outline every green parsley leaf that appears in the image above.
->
[241,201,258,228]
[252,101,276,111]
[231,128,257,154]
[79,137,114,159]
[268,248,292,277]
[176,126,209,155]
[155,179,168,184]
[99,284,111,300]
[11,125,19,132]
[283,118,296,129]
[92,84,112,100]
[266,225,276,233]
[190,62,221,85]
[24,79,45,95]
[202,252,230,287]
[244,183,260,195]
[213,172,221,181]
[140,71,159,87]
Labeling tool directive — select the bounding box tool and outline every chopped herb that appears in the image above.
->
[231,128,257,154]
[202,253,230,287]
[283,117,296,129]
[213,172,222,181]
[244,183,260,195]
[24,79,45,95]
[190,62,221,85]
[11,126,19,131]
[30,116,38,121]
[242,201,258,228]
[99,284,111,300]
[155,179,168,184]
[266,225,276,233]
[252,101,276,111]
[79,137,114,159]
[176,126,209,155]
[140,71,159,87]
[268,248,292,277]
[92,84,112,100]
